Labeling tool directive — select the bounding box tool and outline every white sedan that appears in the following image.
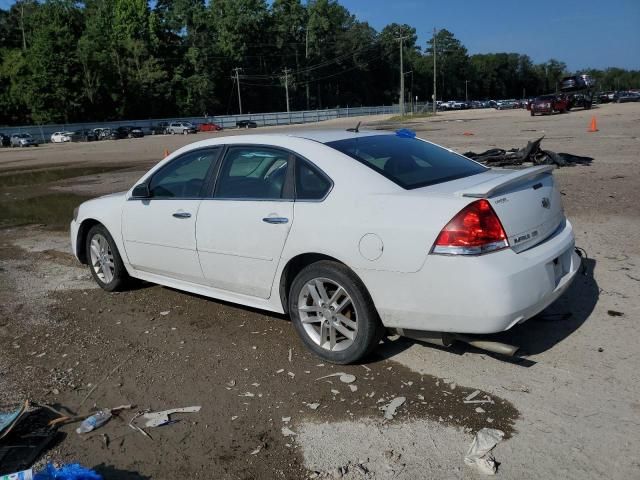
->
[70,130,580,363]
[51,131,72,143]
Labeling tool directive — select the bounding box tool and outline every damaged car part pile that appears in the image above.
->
[463,136,593,168]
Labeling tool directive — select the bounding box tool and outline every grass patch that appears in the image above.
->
[0,166,126,188]
[388,112,435,122]
[0,193,94,229]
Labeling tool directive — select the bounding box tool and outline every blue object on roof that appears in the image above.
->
[395,129,416,138]
[33,464,102,480]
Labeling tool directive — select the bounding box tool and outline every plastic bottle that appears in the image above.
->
[75,409,112,434]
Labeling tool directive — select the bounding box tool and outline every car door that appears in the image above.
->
[196,145,294,298]
[121,147,221,283]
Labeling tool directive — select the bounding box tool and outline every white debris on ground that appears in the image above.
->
[464,428,505,475]
[298,418,469,479]
[380,397,406,420]
[316,372,357,384]
[281,426,297,437]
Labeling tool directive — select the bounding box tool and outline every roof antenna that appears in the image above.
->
[346,121,361,133]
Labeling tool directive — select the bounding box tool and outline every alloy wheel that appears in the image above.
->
[297,278,358,352]
[89,233,115,284]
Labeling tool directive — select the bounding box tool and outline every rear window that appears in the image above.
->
[326,135,486,189]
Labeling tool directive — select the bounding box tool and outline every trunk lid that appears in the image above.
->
[454,166,564,253]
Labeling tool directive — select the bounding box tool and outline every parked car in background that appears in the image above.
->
[93,128,108,139]
[150,122,170,135]
[567,93,593,110]
[70,129,97,142]
[530,94,569,115]
[560,74,595,92]
[236,120,258,128]
[0,133,11,147]
[116,126,144,139]
[51,131,72,143]
[95,128,115,140]
[495,100,518,110]
[613,91,640,103]
[167,122,197,135]
[198,122,223,132]
[597,91,615,103]
[70,130,580,363]
[10,133,39,147]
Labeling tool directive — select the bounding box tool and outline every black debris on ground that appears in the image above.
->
[463,137,593,167]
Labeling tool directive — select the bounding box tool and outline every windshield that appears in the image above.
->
[326,134,487,189]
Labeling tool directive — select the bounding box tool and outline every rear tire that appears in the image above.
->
[288,260,383,364]
[86,224,130,292]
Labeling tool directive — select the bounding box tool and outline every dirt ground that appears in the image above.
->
[1,104,639,479]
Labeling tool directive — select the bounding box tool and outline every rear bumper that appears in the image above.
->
[359,219,580,334]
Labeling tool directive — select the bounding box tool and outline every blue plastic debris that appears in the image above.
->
[33,464,102,480]
[395,128,416,138]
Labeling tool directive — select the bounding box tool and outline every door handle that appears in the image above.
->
[172,212,192,219]
[262,217,289,224]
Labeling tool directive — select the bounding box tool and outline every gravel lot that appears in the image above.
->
[1,104,639,479]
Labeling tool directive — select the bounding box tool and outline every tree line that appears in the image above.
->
[0,0,638,125]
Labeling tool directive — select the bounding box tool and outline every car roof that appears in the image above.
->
[285,129,391,144]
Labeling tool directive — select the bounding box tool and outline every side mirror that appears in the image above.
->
[131,183,150,199]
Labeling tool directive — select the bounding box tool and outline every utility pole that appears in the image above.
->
[464,80,469,102]
[396,34,409,116]
[432,28,437,114]
[20,2,27,51]
[305,28,310,109]
[232,67,243,114]
[283,67,291,114]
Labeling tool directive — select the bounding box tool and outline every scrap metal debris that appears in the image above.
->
[464,390,495,405]
[463,137,593,167]
[0,405,61,474]
[464,428,505,475]
[143,406,201,428]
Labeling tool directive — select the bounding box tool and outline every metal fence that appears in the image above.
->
[0,103,431,143]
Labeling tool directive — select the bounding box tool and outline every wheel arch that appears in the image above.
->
[278,252,375,315]
[75,218,103,265]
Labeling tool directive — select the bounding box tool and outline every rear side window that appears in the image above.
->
[295,159,331,200]
[215,146,290,200]
[326,135,486,189]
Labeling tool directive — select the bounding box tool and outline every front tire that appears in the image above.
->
[288,260,383,364]
[86,224,130,292]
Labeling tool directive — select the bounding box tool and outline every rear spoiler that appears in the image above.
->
[455,165,555,198]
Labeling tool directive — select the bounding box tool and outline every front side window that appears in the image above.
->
[326,135,487,189]
[149,148,219,198]
[215,146,290,200]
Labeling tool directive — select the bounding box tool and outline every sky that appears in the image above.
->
[341,0,640,71]
[1,0,638,71]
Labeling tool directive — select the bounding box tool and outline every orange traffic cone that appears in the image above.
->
[587,116,598,133]
[163,148,170,157]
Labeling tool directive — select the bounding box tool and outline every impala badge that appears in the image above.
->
[541,197,551,209]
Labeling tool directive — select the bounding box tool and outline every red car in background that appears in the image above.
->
[530,94,569,116]
[197,122,223,132]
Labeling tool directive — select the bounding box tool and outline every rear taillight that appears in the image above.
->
[432,199,509,255]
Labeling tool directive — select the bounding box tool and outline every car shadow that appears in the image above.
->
[371,257,598,365]
[92,465,152,480]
